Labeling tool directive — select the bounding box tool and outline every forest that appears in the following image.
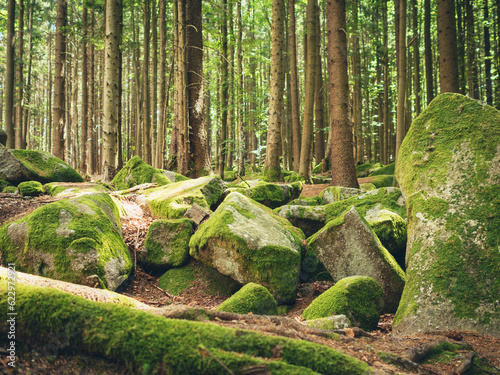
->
[1,0,500,373]
[0,0,498,182]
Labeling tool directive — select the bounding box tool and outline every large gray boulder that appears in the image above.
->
[0,144,33,184]
[307,207,405,313]
[227,181,303,209]
[189,191,304,304]
[0,193,132,291]
[393,93,500,337]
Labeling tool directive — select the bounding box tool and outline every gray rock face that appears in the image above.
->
[0,144,33,183]
[393,93,500,337]
[0,128,7,146]
[228,181,303,209]
[308,207,406,313]
[184,203,210,226]
[320,186,364,204]
[275,205,326,238]
[189,192,304,304]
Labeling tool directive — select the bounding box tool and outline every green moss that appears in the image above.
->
[368,163,395,177]
[409,195,449,219]
[216,282,278,315]
[10,149,83,183]
[302,276,383,331]
[143,219,193,270]
[288,196,325,206]
[236,181,303,209]
[112,156,171,190]
[190,192,304,304]
[2,186,18,194]
[324,187,406,223]
[0,281,371,374]
[356,163,383,177]
[145,176,224,219]
[418,341,471,364]
[0,180,12,190]
[44,182,111,197]
[369,175,394,188]
[158,261,241,297]
[0,193,132,290]
[360,183,376,191]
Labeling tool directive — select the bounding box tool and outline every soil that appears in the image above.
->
[1,188,499,375]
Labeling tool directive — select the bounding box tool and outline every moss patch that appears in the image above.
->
[232,181,303,209]
[368,163,395,177]
[10,149,83,183]
[112,156,171,190]
[216,282,278,315]
[0,281,372,374]
[158,260,241,297]
[0,193,132,290]
[302,276,383,331]
[44,182,111,197]
[18,181,45,197]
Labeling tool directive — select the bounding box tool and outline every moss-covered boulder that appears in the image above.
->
[365,206,407,269]
[308,207,405,313]
[0,144,34,184]
[288,195,325,206]
[276,187,406,240]
[274,205,326,238]
[368,162,395,177]
[112,156,171,190]
[356,162,383,177]
[159,260,241,297]
[18,180,45,197]
[369,175,395,188]
[216,282,278,315]
[44,182,111,197]
[0,128,7,146]
[320,186,364,204]
[2,186,17,194]
[0,281,372,374]
[142,218,193,271]
[228,181,303,209]
[138,175,225,219]
[10,149,83,183]
[359,183,376,191]
[0,193,132,290]
[393,93,500,337]
[302,276,383,331]
[190,191,305,304]
[162,169,191,183]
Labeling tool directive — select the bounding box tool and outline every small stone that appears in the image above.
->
[184,203,210,226]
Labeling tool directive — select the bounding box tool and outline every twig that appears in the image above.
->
[198,345,235,375]
[152,283,174,299]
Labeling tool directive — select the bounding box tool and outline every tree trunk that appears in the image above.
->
[22,0,34,150]
[186,0,210,177]
[289,0,301,171]
[484,0,493,105]
[352,0,363,164]
[456,0,466,94]
[151,0,158,166]
[88,7,96,175]
[236,0,245,176]
[382,0,389,164]
[81,4,89,175]
[314,5,325,165]
[465,0,479,99]
[437,0,460,93]
[412,0,421,116]
[143,0,151,165]
[298,0,317,180]
[15,0,25,149]
[496,0,500,109]
[102,0,122,182]
[53,0,67,160]
[5,0,16,149]
[328,0,359,188]
[264,0,284,182]
[218,0,229,178]
[157,0,167,168]
[424,0,434,104]
[396,0,407,162]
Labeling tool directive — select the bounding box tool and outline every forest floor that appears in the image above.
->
[1,182,500,374]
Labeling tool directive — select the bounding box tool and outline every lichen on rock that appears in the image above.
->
[393,93,500,337]
[189,191,304,304]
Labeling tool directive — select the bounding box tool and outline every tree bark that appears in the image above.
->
[264,0,284,182]
[484,0,492,105]
[412,0,421,116]
[218,0,228,178]
[352,0,363,164]
[314,5,325,165]
[437,0,460,93]
[88,7,96,175]
[5,0,15,149]
[465,0,479,99]
[236,0,245,176]
[289,0,301,171]
[424,0,434,104]
[382,0,389,164]
[328,0,359,188]
[186,0,210,177]
[143,0,151,165]
[157,0,167,168]
[53,0,67,160]
[396,0,407,162]
[81,4,89,175]
[299,0,317,180]
[151,0,158,166]
[22,0,34,150]
[15,0,25,149]
[102,0,122,182]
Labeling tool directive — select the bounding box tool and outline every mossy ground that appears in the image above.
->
[0,193,132,290]
[158,260,241,297]
[10,149,83,183]
[112,156,171,190]
[302,276,383,331]
[216,282,278,315]
[44,182,111,197]
[0,281,371,374]
[368,163,395,177]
